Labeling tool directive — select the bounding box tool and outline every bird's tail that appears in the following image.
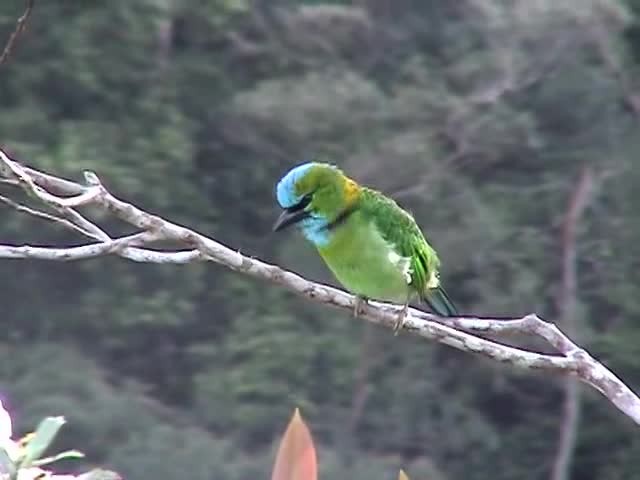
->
[424,286,457,317]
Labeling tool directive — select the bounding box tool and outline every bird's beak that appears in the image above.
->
[272,208,309,232]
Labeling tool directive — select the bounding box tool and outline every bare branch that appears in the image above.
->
[432,314,580,354]
[0,232,152,261]
[24,165,86,196]
[0,194,97,238]
[0,151,110,241]
[0,0,35,67]
[0,233,205,264]
[0,149,639,426]
[0,150,205,263]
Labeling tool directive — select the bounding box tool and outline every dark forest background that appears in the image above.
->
[2,1,640,479]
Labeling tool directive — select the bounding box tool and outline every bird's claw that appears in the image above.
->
[393,303,409,336]
[353,296,368,317]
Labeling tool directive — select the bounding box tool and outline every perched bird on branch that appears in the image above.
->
[272,162,457,332]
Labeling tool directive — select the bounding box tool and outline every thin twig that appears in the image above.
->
[0,242,206,264]
[0,232,157,261]
[0,194,96,238]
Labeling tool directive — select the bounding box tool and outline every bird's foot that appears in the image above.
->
[353,295,369,317]
[393,303,410,336]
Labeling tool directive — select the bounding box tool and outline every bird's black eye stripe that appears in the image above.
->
[289,193,312,212]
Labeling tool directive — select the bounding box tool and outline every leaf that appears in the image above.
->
[19,417,66,468]
[398,469,410,480]
[271,408,317,480]
[0,446,16,477]
[32,449,85,467]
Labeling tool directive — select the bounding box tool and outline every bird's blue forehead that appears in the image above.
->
[276,162,316,208]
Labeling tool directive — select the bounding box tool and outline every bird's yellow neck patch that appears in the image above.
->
[343,178,361,205]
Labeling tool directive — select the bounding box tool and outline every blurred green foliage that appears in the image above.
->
[1,1,640,479]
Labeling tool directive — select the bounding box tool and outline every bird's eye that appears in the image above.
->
[290,193,312,212]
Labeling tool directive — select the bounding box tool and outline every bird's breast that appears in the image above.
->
[317,219,411,303]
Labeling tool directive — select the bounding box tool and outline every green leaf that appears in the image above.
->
[19,417,66,468]
[32,449,85,467]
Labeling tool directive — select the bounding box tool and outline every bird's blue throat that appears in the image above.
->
[297,204,358,247]
[298,215,331,247]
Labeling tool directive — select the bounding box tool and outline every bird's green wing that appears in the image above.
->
[359,188,457,316]
[358,188,440,293]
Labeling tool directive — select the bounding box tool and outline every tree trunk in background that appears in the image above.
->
[550,168,594,480]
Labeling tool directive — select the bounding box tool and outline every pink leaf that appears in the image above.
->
[271,409,318,480]
[398,469,410,480]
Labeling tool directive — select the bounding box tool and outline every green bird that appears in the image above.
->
[272,162,457,332]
